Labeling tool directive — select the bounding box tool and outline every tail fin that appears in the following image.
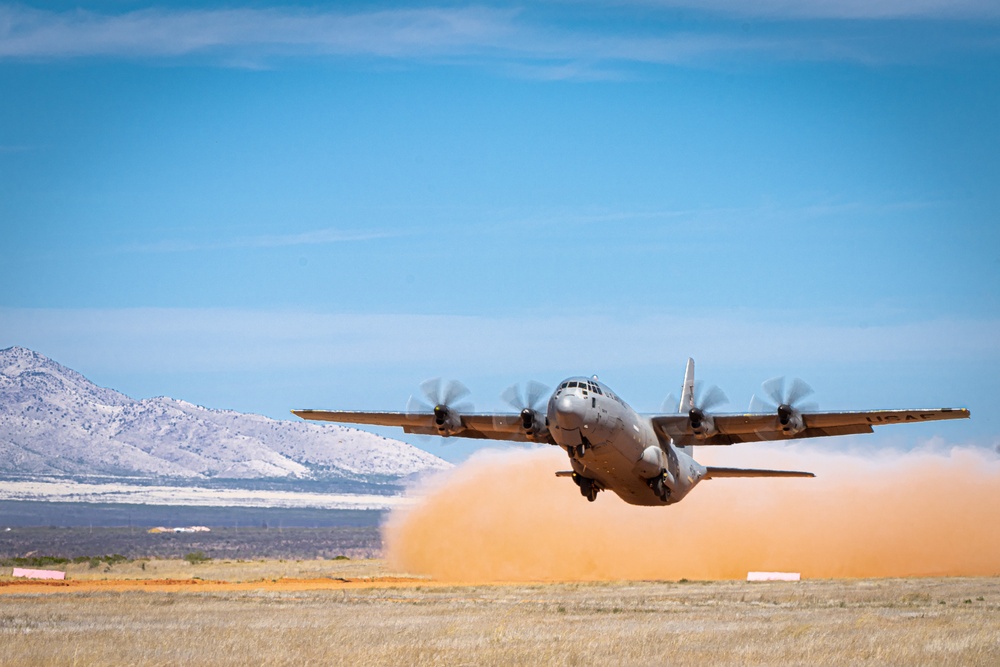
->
[679,357,695,413]
[677,358,695,455]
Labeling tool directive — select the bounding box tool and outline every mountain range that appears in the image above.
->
[0,346,449,493]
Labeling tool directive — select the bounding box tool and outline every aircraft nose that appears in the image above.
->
[553,394,585,430]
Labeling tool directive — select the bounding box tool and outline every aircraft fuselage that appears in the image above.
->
[547,376,705,506]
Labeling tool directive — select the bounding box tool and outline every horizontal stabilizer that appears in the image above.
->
[554,471,574,478]
[704,467,815,479]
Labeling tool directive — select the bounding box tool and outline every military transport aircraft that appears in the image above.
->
[292,360,969,506]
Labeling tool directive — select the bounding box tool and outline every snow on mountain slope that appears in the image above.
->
[0,346,449,483]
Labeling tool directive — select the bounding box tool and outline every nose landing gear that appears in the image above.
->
[567,437,591,459]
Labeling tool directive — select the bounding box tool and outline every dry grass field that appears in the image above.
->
[1,560,998,665]
[59,555,406,582]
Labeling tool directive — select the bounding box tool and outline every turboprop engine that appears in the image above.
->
[407,378,472,437]
[688,407,717,438]
[432,404,463,436]
[500,381,550,441]
[683,383,728,439]
[519,408,549,440]
[776,404,806,435]
[750,377,815,437]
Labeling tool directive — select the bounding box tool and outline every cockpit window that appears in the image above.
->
[569,381,578,388]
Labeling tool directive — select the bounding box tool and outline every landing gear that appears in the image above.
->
[567,438,591,459]
[572,472,600,502]
[648,475,671,502]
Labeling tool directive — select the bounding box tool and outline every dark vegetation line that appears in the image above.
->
[0,502,386,560]
[0,500,385,528]
[1,526,383,561]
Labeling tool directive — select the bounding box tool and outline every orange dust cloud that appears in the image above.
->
[383,444,1000,582]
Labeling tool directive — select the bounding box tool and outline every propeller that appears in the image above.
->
[494,381,550,436]
[502,380,549,413]
[406,378,473,436]
[688,382,729,436]
[661,382,728,415]
[750,376,817,435]
[692,382,729,412]
[660,393,680,414]
[750,377,817,414]
[407,378,473,414]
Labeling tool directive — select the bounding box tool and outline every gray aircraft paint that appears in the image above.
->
[547,375,704,506]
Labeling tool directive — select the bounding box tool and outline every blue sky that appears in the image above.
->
[1,1,998,461]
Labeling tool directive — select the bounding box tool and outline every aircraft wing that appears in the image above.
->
[652,408,970,446]
[291,409,555,444]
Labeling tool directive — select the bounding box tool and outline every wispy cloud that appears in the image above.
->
[626,0,1000,20]
[0,5,519,60]
[3,308,993,442]
[2,307,997,374]
[475,197,945,237]
[118,228,400,253]
[1,4,994,71]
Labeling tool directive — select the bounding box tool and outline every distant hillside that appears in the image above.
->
[0,346,449,492]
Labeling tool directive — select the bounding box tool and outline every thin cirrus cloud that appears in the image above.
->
[0,5,520,59]
[3,307,997,373]
[116,228,402,254]
[627,0,1000,19]
[0,5,774,65]
[1,4,993,68]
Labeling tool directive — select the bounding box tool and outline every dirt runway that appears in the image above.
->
[0,575,431,594]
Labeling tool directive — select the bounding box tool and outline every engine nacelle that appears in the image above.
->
[520,408,549,441]
[777,404,806,435]
[689,408,718,438]
[433,405,463,436]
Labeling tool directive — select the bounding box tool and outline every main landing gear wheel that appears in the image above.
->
[648,476,670,502]
[577,476,599,502]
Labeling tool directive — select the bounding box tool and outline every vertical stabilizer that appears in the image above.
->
[677,358,696,455]
[679,358,695,414]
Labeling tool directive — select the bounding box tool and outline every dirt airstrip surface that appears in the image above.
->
[0,575,430,594]
[0,556,411,592]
